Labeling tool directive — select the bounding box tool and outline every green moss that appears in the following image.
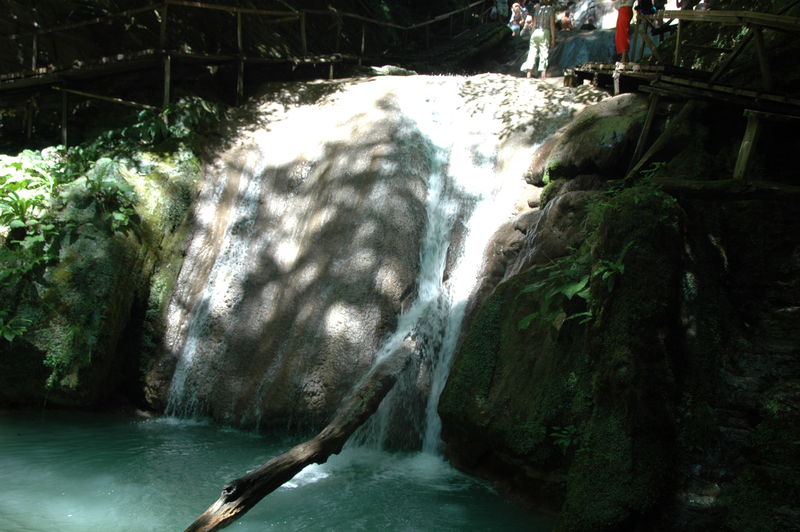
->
[540,178,565,207]
[439,286,504,424]
[559,411,670,531]
[1,143,200,405]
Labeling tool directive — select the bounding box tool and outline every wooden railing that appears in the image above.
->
[629,6,800,89]
[3,0,491,85]
[622,7,800,183]
[1,1,494,143]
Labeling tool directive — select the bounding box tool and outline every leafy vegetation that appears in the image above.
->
[517,187,636,335]
[1,97,211,391]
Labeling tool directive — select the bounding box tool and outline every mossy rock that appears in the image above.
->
[0,150,200,408]
[527,94,648,184]
[442,183,687,527]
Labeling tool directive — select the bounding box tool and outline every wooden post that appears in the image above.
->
[61,90,68,147]
[237,11,243,56]
[635,22,645,62]
[625,99,696,182]
[673,21,681,66]
[751,26,773,91]
[628,93,660,173]
[159,2,169,50]
[630,18,640,61]
[163,54,172,108]
[710,0,800,84]
[638,21,664,64]
[24,101,31,139]
[31,34,38,71]
[359,24,365,66]
[733,111,761,180]
[237,11,244,103]
[300,12,307,56]
[335,17,342,53]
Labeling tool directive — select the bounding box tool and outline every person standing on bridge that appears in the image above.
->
[520,0,557,79]
[615,0,637,63]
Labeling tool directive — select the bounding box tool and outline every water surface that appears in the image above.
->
[0,410,553,531]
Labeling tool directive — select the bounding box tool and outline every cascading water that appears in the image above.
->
[351,77,534,453]
[161,73,600,452]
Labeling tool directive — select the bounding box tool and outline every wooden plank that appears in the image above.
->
[629,92,660,173]
[300,13,307,56]
[165,0,295,17]
[656,76,800,108]
[359,25,365,66]
[31,34,38,70]
[303,10,406,30]
[636,21,665,63]
[642,83,800,115]
[405,0,485,30]
[626,99,696,182]
[61,89,68,146]
[159,2,169,50]
[706,0,800,85]
[744,109,800,122]
[660,10,800,32]
[681,43,733,53]
[8,4,161,39]
[733,112,761,180]
[673,21,682,65]
[163,54,171,108]
[51,85,157,110]
[236,12,243,102]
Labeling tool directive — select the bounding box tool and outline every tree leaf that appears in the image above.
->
[561,276,589,300]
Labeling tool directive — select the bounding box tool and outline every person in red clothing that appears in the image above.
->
[615,0,636,62]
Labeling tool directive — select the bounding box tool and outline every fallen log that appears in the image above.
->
[184,336,418,532]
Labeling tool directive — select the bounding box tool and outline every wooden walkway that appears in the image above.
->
[570,6,800,185]
[1,0,496,145]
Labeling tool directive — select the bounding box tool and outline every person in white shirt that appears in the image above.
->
[520,0,557,78]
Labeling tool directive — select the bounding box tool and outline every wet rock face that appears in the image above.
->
[504,188,598,280]
[525,92,648,184]
[151,92,430,428]
[146,74,608,431]
[441,89,800,530]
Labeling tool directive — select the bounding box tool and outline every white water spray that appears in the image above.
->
[351,76,534,453]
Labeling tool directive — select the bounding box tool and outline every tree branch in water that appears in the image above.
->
[184,337,418,532]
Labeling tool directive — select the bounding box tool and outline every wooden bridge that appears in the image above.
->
[1,0,499,146]
[570,5,800,186]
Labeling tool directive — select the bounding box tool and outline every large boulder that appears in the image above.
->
[525,93,649,185]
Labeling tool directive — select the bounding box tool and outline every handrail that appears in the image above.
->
[7,3,162,39]
[3,0,488,41]
[406,1,486,30]
[0,0,492,95]
[657,9,800,32]
[164,0,297,18]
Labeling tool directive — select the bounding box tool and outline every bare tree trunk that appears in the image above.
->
[184,337,418,532]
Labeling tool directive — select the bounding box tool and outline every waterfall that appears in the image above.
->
[351,77,531,453]
[161,73,597,449]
